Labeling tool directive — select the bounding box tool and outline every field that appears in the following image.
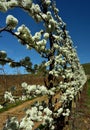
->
[0,74,62,129]
[0,64,90,129]
[0,74,45,104]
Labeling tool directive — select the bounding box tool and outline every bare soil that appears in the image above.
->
[0,95,48,129]
[69,82,90,130]
[0,75,90,130]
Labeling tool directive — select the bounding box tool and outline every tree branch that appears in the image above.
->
[0,58,32,71]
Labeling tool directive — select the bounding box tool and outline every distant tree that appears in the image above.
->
[0,0,86,130]
[33,64,38,74]
[0,51,33,73]
[32,61,47,75]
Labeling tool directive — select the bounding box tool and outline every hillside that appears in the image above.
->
[0,62,89,102]
[82,63,90,75]
[0,74,45,103]
[0,69,89,129]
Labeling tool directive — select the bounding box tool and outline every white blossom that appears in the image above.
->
[47,11,52,19]
[17,24,31,35]
[43,115,53,125]
[44,107,52,116]
[45,0,51,6]
[4,91,15,103]
[8,0,18,7]
[27,85,37,92]
[39,105,43,111]
[0,105,3,109]
[45,60,52,67]
[38,85,48,94]
[57,108,63,114]
[42,14,47,19]
[6,15,18,29]
[0,2,7,12]
[25,107,43,121]
[33,32,41,41]
[21,0,32,8]
[51,125,55,130]
[62,109,70,117]
[20,117,34,130]
[21,82,28,89]
[48,90,55,96]
[36,39,46,46]
[34,4,41,13]
[21,95,27,101]
[53,34,60,41]
[44,32,49,39]
[53,44,59,49]
[35,89,41,95]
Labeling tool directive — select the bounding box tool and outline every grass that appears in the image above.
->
[0,94,43,114]
[0,97,33,113]
[87,79,90,95]
[0,100,24,113]
[85,79,90,108]
[82,63,90,75]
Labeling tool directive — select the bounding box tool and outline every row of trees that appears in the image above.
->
[0,0,86,130]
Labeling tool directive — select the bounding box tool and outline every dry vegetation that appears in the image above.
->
[0,74,62,129]
[0,74,45,103]
[0,74,90,130]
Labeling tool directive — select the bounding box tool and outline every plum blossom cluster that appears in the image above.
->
[0,105,3,109]
[6,15,18,29]
[21,82,48,98]
[3,105,54,130]
[21,82,57,99]
[20,106,54,129]
[4,91,15,103]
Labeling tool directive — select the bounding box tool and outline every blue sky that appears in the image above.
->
[57,0,90,64]
[0,0,90,74]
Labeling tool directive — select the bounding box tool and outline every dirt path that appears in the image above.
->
[0,91,61,130]
[0,82,90,130]
[0,95,48,129]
